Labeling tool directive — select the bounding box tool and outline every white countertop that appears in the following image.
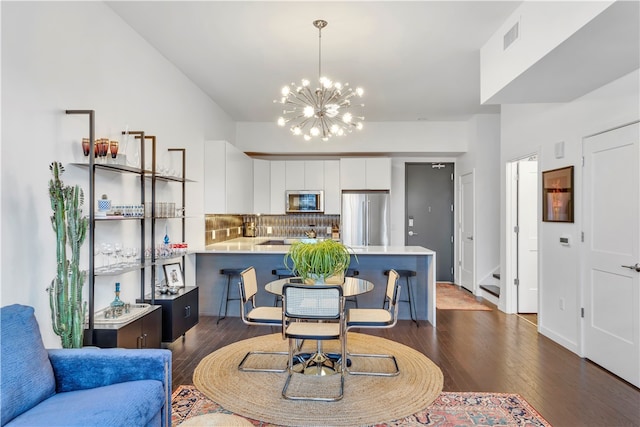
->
[197,237,435,256]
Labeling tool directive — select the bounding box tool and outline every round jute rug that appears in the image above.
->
[193,333,443,426]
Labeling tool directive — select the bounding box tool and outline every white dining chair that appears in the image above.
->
[345,269,401,376]
[237,266,287,372]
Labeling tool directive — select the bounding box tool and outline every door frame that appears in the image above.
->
[458,171,476,293]
[505,152,539,315]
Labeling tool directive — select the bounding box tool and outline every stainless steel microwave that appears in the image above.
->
[285,190,324,213]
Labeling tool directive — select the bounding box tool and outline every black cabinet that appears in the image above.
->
[142,287,199,342]
[93,306,162,349]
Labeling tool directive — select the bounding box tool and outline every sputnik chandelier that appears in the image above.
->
[276,19,364,141]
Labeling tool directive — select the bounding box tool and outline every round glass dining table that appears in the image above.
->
[264,276,374,376]
[264,276,374,297]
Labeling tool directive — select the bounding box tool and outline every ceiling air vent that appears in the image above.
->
[503,20,519,50]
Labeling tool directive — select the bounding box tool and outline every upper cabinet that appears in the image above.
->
[253,159,271,214]
[270,161,286,214]
[285,161,324,190]
[323,160,340,215]
[204,141,253,214]
[340,158,391,190]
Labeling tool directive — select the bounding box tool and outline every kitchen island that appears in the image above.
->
[194,237,437,326]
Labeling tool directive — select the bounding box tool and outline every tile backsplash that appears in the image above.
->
[205,213,340,245]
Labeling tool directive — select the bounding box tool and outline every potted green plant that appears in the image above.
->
[47,162,88,348]
[284,239,355,284]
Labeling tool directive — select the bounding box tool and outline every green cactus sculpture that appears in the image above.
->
[48,162,88,348]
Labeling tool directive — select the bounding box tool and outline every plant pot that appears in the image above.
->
[304,272,345,285]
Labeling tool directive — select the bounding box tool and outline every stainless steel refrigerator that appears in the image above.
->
[341,191,390,246]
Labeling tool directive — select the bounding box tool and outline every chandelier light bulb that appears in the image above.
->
[274,19,364,141]
[303,106,314,118]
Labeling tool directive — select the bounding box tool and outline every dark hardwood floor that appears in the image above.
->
[168,294,639,427]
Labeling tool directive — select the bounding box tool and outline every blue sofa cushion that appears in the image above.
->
[4,379,164,427]
[1,305,56,426]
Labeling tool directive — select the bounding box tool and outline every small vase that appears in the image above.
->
[110,282,125,316]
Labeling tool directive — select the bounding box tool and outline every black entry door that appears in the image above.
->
[405,163,454,282]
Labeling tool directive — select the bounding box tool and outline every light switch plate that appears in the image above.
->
[267,227,273,234]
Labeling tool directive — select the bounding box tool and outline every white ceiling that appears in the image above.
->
[106,1,524,123]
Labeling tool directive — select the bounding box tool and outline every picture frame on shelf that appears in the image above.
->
[542,166,574,223]
[163,262,185,288]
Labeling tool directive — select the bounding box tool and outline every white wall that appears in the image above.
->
[236,121,469,155]
[457,115,501,288]
[1,2,235,348]
[500,69,640,353]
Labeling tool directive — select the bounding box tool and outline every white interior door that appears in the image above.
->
[517,160,539,313]
[460,173,474,292]
[583,122,639,387]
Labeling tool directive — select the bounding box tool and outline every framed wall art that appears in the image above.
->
[163,262,185,288]
[542,166,574,222]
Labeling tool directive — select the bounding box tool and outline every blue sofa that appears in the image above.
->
[1,304,172,427]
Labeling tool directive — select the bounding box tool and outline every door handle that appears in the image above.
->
[467,236,473,240]
[408,231,418,236]
[621,263,640,272]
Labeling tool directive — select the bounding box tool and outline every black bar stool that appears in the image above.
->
[384,269,418,326]
[345,269,360,308]
[218,268,245,324]
[271,268,295,306]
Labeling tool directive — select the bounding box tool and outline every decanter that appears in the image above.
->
[110,282,125,317]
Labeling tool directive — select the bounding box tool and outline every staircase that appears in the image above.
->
[480,271,501,297]
[479,270,500,305]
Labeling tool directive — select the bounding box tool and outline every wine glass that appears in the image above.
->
[100,243,113,271]
[113,243,123,268]
[123,247,133,266]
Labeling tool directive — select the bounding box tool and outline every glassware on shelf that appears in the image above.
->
[124,131,139,168]
[82,138,90,158]
[97,138,109,164]
[113,243,123,267]
[109,140,119,159]
[100,242,113,271]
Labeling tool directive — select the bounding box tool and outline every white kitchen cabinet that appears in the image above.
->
[340,157,391,190]
[270,161,286,214]
[203,141,226,213]
[323,160,340,214]
[304,161,325,190]
[204,141,253,214]
[364,158,392,190]
[253,159,270,214]
[285,160,324,190]
[285,161,305,190]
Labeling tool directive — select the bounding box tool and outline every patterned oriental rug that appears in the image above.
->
[172,385,551,426]
[436,283,493,311]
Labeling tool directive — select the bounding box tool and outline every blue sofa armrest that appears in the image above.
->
[48,348,171,392]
